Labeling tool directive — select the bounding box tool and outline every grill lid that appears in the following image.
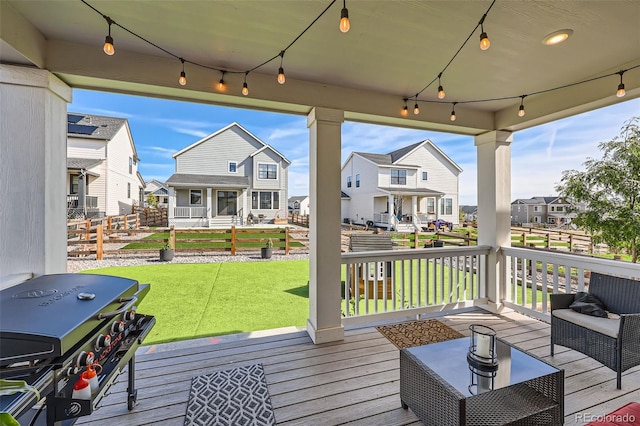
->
[0,274,140,364]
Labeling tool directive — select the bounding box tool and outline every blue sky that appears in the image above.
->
[69,89,639,205]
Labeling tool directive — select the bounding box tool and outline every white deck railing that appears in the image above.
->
[340,246,491,325]
[174,206,207,218]
[501,246,640,321]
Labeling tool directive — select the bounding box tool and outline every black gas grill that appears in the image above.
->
[0,273,155,425]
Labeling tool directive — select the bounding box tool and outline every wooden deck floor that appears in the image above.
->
[77,309,640,425]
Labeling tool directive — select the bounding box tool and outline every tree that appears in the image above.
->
[555,117,640,262]
[146,192,158,208]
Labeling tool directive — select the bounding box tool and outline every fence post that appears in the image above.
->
[169,225,176,249]
[546,233,551,249]
[569,234,573,252]
[414,230,419,249]
[285,227,290,254]
[123,214,128,229]
[96,225,103,260]
[467,231,472,246]
[522,232,526,247]
[135,213,140,228]
[107,216,112,230]
[231,226,236,256]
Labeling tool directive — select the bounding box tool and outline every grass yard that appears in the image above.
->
[80,260,310,345]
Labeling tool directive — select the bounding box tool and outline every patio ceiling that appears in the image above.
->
[2,0,639,135]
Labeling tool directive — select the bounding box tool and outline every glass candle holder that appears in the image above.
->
[468,324,497,366]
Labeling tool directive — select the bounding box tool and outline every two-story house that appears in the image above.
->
[66,113,143,218]
[288,195,310,216]
[341,139,462,231]
[166,123,290,228]
[144,179,169,208]
[510,196,584,226]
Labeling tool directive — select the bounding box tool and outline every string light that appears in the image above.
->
[178,58,187,86]
[478,14,490,50]
[437,73,446,99]
[217,71,226,92]
[401,99,409,117]
[450,102,457,121]
[277,51,286,84]
[340,0,350,33]
[518,95,526,117]
[242,72,249,96]
[413,102,420,115]
[616,70,626,98]
[102,15,115,55]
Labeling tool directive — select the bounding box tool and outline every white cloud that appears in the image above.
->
[169,127,210,138]
[268,127,307,140]
[72,107,135,119]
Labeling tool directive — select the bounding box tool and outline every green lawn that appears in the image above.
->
[80,260,310,345]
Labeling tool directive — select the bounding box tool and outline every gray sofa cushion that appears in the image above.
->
[570,291,608,317]
[552,308,620,338]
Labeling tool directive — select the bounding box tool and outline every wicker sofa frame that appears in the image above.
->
[550,272,640,389]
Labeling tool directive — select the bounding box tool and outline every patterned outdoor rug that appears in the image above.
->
[376,319,465,350]
[184,363,276,426]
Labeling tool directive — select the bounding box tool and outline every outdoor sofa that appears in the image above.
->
[550,272,640,389]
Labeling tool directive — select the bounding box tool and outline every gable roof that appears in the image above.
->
[67,113,126,141]
[288,196,308,203]
[67,157,103,170]
[172,122,290,164]
[350,139,462,172]
[460,205,477,214]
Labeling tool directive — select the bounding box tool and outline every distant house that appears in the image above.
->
[144,179,169,207]
[166,122,290,228]
[66,113,143,218]
[341,139,462,231]
[288,196,310,215]
[510,196,583,225]
[460,205,478,222]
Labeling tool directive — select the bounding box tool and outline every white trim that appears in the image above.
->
[228,160,238,173]
[189,189,203,206]
[394,139,463,173]
[257,162,278,180]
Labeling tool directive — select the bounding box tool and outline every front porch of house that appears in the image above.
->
[370,192,442,232]
[76,308,640,426]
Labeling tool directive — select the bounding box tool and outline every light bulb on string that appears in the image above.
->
[242,73,249,96]
[450,103,457,121]
[478,14,490,50]
[401,99,408,117]
[217,71,226,92]
[437,73,445,99]
[413,102,420,115]
[103,16,115,56]
[518,95,526,117]
[616,71,626,98]
[178,58,187,86]
[340,0,350,33]
[277,51,286,84]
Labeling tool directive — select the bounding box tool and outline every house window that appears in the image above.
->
[190,189,202,205]
[427,198,436,214]
[228,161,237,173]
[347,176,352,188]
[356,174,360,188]
[129,157,133,174]
[534,206,541,212]
[252,191,279,209]
[294,201,300,209]
[258,163,277,179]
[391,169,406,185]
[127,183,131,198]
[422,171,428,181]
[70,175,79,194]
[440,198,453,215]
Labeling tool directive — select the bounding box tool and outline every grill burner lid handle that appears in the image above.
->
[97,295,138,320]
[77,351,94,368]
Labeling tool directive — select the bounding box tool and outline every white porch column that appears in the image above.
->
[0,65,71,282]
[387,194,394,231]
[307,107,344,344]
[475,130,513,312]
[412,195,418,219]
[168,187,175,222]
[206,188,213,218]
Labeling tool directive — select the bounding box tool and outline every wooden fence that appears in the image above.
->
[289,212,309,227]
[133,207,168,227]
[68,225,310,260]
[67,213,139,233]
[510,226,596,253]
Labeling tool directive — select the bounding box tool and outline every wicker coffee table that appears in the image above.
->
[400,338,564,426]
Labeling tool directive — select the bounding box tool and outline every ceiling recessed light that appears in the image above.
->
[542,29,573,46]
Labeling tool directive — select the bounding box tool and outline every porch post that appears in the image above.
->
[412,195,418,221]
[475,130,513,312]
[307,107,344,344]
[388,194,394,231]
[206,188,213,218]
[168,187,175,224]
[0,65,71,281]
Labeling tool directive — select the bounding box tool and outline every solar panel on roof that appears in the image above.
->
[67,114,84,124]
[68,123,98,135]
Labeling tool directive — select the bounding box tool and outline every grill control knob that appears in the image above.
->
[111,320,125,335]
[95,334,111,351]
[123,310,136,321]
[77,351,94,368]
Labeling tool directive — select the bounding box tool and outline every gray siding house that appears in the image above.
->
[510,196,582,226]
[166,123,290,228]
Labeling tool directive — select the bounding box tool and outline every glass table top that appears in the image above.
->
[405,337,559,397]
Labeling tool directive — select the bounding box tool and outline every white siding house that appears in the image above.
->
[341,140,462,231]
[288,196,310,215]
[166,123,290,228]
[66,113,143,217]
